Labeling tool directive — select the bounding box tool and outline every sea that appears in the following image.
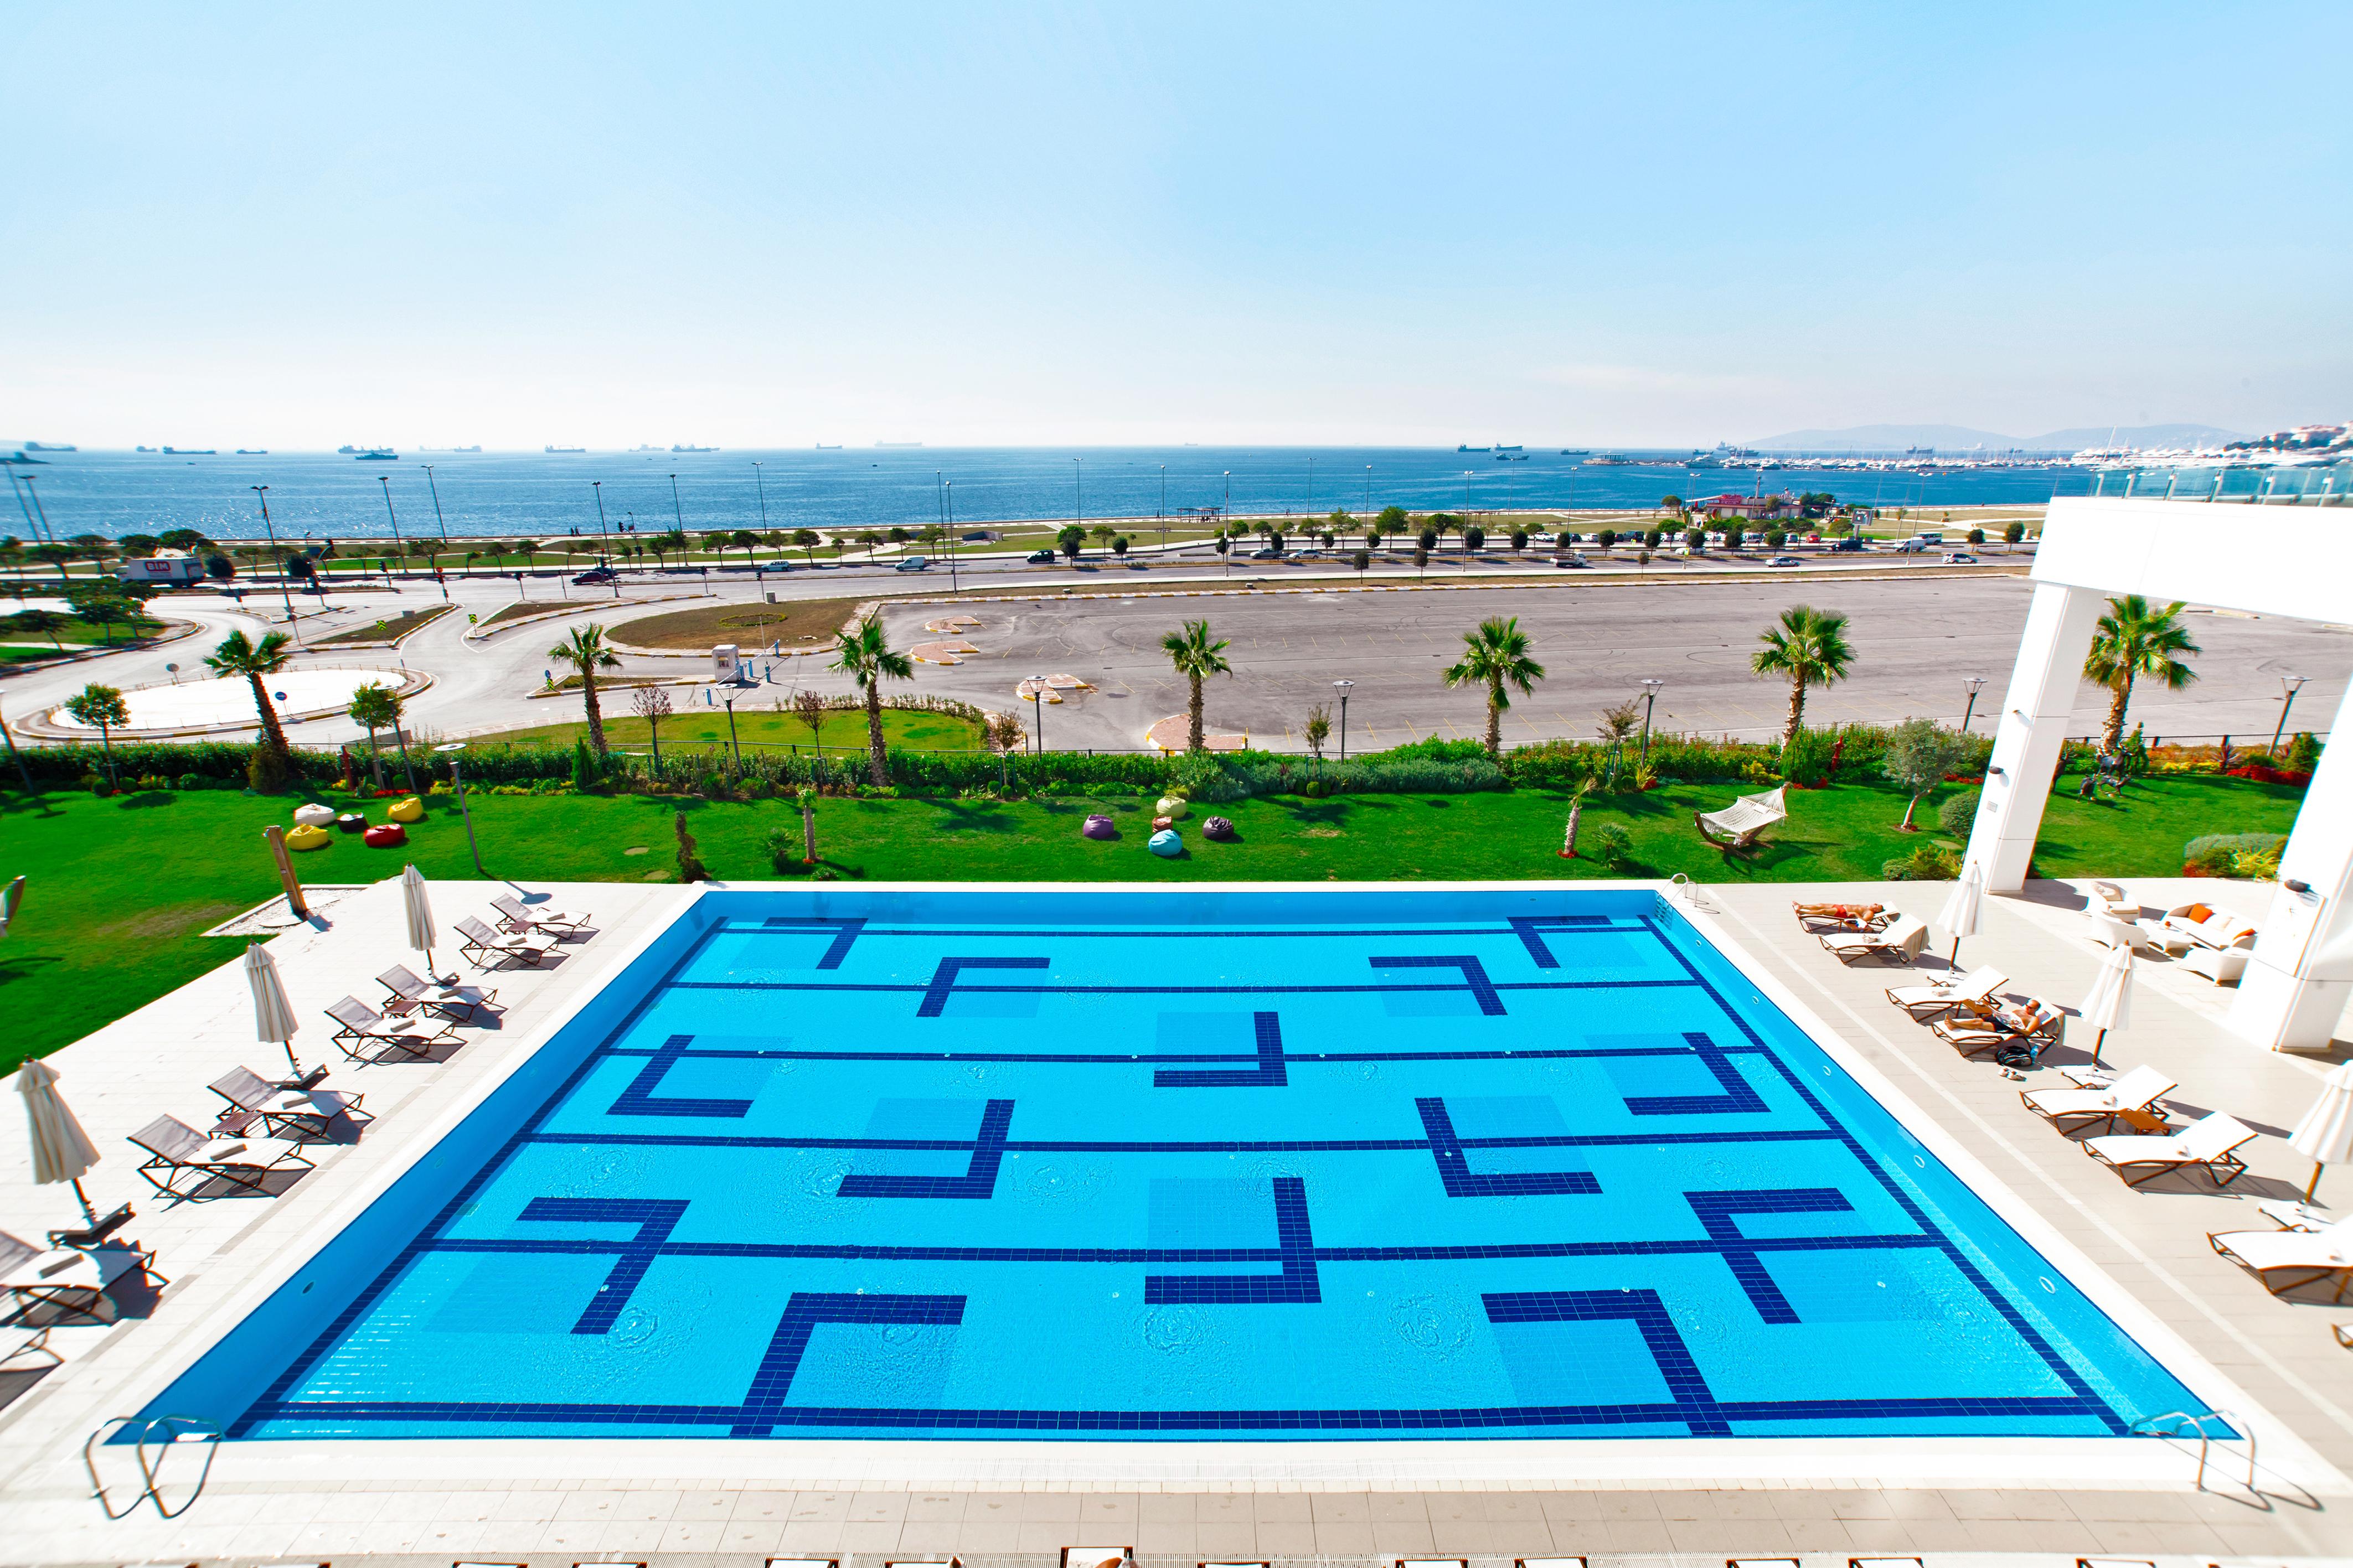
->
[1,447,2097,545]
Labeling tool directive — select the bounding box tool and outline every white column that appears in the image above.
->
[2227,679,2353,1052]
[1962,583,2104,893]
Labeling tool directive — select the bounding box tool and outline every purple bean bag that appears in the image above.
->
[1082,814,1117,840]
[1203,816,1237,841]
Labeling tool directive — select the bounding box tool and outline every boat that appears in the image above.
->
[1584,453,1634,465]
[4,451,43,464]
[814,443,843,450]
[352,449,398,460]
[162,446,216,455]
[235,448,268,454]
[1457,444,1492,453]
[545,444,586,454]
[1494,443,1523,452]
[22,442,74,452]
[671,444,718,453]
[136,444,153,452]
[1559,449,1590,456]
[632,444,663,452]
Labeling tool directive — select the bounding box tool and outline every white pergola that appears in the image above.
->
[1964,495,2353,1052]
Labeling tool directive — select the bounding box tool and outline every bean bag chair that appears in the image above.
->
[1151,815,1174,832]
[1148,828,1182,857]
[292,803,336,828]
[1203,816,1237,841]
[1081,814,1117,841]
[1154,795,1189,820]
[334,811,367,834]
[363,822,407,848]
[285,824,332,852]
[387,796,425,823]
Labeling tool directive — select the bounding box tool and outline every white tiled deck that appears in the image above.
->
[4,873,2353,1564]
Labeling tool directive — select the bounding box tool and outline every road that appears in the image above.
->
[2,551,2344,756]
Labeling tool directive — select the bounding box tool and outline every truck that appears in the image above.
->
[118,552,207,585]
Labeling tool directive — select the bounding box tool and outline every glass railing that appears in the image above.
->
[2088,458,2350,504]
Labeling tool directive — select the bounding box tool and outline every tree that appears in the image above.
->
[1160,619,1232,752]
[1303,702,1332,762]
[348,682,401,790]
[203,629,296,757]
[64,683,129,785]
[632,684,673,767]
[1966,526,1985,545]
[118,534,161,558]
[887,526,911,547]
[646,532,673,568]
[830,614,914,784]
[793,527,821,566]
[1560,778,1595,858]
[1596,698,1640,746]
[1443,615,1545,758]
[1463,524,1486,553]
[1375,504,1408,537]
[730,529,758,566]
[1643,528,1664,550]
[66,587,134,644]
[1880,716,1973,831]
[1510,528,1528,555]
[984,708,1026,789]
[1683,525,1706,551]
[513,539,540,572]
[1414,545,1430,577]
[549,623,622,757]
[1723,525,1745,551]
[8,608,66,649]
[794,688,829,751]
[1751,605,1855,745]
[2084,595,2198,754]
[1090,524,1116,549]
[1596,529,1618,550]
[703,530,732,565]
[1351,548,1370,580]
[1417,525,1439,553]
[1112,535,1129,558]
[2004,521,2027,546]
[1057,524,1086,561]
[158,528,209,552]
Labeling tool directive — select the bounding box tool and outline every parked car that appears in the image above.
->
[1942,551,1978,565]
[1766,555,1803,567]
[895,556,929,572]
[1026,549,1057,563]
[571,567,617,585]
[1552,552,1588,568]
[1531,531,1556,544]
[1250,547,1284,560]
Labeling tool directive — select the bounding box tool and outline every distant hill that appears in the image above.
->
[1749,422,2247,452]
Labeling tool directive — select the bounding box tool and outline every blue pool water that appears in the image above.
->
[151,888,2212,1443]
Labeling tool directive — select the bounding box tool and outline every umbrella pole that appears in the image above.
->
[2089,1026,2107,1071]
[282,1038,305,1077]
[2310,1163,2326,1204]
[69,1176,95,1225]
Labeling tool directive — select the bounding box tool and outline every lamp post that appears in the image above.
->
[1638,679,1665,761]
[1159,464,1167,552]
[753,460,767,530]
[719,686,744,775]
[376,475,407,578]
[1960,675,1986,733]
[251,485,298,637]
[421,463,452,599]
[1306,454,1314,517]
[1072,457,1082,537]
[1029,675,1048,754]
[590,482,619,597]
[1364,464,1372,534]
[670,473,686,539]
[2273,675,2310,754]
[1333,679,1355,762]
[434,743,487,875]
[945,480,959,594]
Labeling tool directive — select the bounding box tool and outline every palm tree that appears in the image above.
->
[830,615,915,783]
[2084,594,2199,754]
[1751,605,1855,745]
[348,682,400,790]
[1443,615,1545,758]
[63,683,129,786]
[549,624,622,757]
[1160,619,1232,752]
[203,629,295,755]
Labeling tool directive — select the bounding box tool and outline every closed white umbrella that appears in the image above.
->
[1937,861,1983,964]
[0,874,23,939]
[400,865,448,983]
[2289,1062,2353,1203]
[15,1059,100,1223]
[244,941,302,1075]
[2077,939,2133,1070]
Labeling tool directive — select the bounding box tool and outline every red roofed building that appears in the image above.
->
[1699,491,1794,520]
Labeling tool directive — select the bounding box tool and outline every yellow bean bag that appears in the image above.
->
[285,824,332,851]
[387,796,425,824]
[1154,795,1189,820]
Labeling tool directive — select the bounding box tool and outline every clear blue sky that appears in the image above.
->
[3,1,2345,448]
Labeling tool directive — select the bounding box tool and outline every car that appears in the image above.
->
[571,567,617,585]
[1249,547,1284,560]
[1804,533,1822,543]
[1942,551,1978,564]
[895,556,929,572]
[1026,549,1057,563]
[1551,552,1588,568]
[1766,555,1803,567]
[1531,531,1556,545]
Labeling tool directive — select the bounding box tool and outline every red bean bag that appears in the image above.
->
[363,822,407,848]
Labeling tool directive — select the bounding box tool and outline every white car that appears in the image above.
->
[1766,555,1803,567]
[1552,552,1588,568]
[1531,531,1556,544]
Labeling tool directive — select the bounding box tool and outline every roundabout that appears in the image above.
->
[31,665,431,738]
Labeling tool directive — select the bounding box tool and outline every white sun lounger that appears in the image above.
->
[127,1115,315,1200]
[491,893,592,936]
[378,964,503,1023]
[209,1065,367,1138]
[2021,1065,2177,1135]
[1886,965,2006,1020]
[0,1228,162,1322]
[2210,1217,2353,1299]
[455,914,559,969]
[2084,1112,2258,1189]
[326,995,453,1064]
[1821,913,1927,965]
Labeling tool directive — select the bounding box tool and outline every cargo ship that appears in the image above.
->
[352,449,397,460]
[671,444,718,453]
[545,444,586,454]
[162,446,216,455]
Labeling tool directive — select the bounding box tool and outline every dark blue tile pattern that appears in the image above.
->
[1417,1098,1603,1198]
[1154,1012,1289,1088]
[606,1033,755,1119]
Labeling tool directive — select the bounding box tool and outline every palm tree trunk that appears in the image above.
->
[1485,680,1503,757]
[1784,678,1807,747]
[248,674,291,756]
[1563,793,1583,856]
[2103,677,2132,754]
[1188,675,1205,752]
[99,728,117,788]
[865,682,887,784]
[365,722,383,789]
[581,672,607,756]
[802,798,817,862]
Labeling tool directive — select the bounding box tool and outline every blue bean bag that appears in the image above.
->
[1148,828,1182,857]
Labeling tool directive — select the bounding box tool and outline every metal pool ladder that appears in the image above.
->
[84,1413,220,1518]
[2133,1407,2256,1493]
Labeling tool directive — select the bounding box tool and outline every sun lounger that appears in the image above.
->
[326,996,451,1064]
[377,964,502,1023]
[1,1321,58,1370]
[2084,1112,2258,1189]
[491,893,592,936]
[455,914,559,969]
[209,1065,368,1139]
[1886,965,2006,1021]
[127,1114,314,1200]
[2021,1064,2177,1136]
[1820,913,1927,965]
[2209,1217,2353,1299]
[1794,901,1890,933]
[0,1228,163,1322]
[2257,1199,2336,1232]
[1930,997,2063,1059]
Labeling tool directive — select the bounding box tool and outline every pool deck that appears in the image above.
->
[4,873,2353,1562]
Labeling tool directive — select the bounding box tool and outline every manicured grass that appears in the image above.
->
[0,771,2300,1070]
[312,604,453,645]
[472,705,986,752]
[612,598,866,649]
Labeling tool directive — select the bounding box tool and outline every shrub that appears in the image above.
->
[2184,831,2287,874]
[2230,846,2283,881]
[765,827,801,873]
[246,746,291,794]
[1779,727,1835,786]
[1883,842,1962,880]
[2284,731,2322,772]
[1591,822,1635,870]
[1938,789,1980,837]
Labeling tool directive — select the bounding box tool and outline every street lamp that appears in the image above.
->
[421,464,453,601]
[591,482,618,597]
[752,460,767,530]
[1028,676,1048,753]
[1960,675,1987,732]
[2273,675,2310,755]
[1159,463,1167,552]
[1333,679,1355,762]
[1638,679,1665,760]
[1072,457,1083,537]
[376,475,407,578]
[945,480,959,594]
[669,472,687,539]
[250,485,298,637]
[1364,464,1372,530]
[434,742,487,876]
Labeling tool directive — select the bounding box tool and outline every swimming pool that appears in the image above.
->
[149,886,2215,1443]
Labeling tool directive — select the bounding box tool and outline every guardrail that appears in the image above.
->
[2092,459,2349,505]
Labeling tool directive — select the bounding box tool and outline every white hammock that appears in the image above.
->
[1696,784,1788,848]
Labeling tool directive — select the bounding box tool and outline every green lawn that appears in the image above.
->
[473,705,985,752]
[0,772,2302,1070]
